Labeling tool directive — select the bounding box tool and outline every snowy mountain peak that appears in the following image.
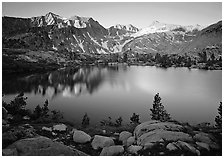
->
[132,21,206,37]
[112,24,139,32]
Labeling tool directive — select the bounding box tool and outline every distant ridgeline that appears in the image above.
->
[2,12,222,73]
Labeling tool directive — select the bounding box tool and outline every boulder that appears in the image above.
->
[42,127,52,132]
[2,119,8,125]
[5,136,86,156]
[22,116,30,120]
[196,142,210,151]
[119,131,132,145]
[100,145,124,156]
[2,107,8,119]
[2,148,18,156]
[126,136,135,146]
[2,125,37,148]
[53,124,67,132]
[91,135,114,150]
[134,121,183,138]
[143,142,156,150]
[137,129,193,146]
[177,140,200,156]
[166,142,179,151]
[127,145,142,154]
[73,130,91,143]
[193,132,219,150]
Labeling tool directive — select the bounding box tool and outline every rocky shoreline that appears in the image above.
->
[2,118,222,156]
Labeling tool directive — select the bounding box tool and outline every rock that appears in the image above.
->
[159,151,165,155]
[5,136,87,156]
[196,142,210,151]
[193,132,214,144]
[2,119,8,125]
[159,138,165,143]
[126,136,135,146]
[134,121,184,138]
[177,141,200,155]
[2,107,8,119]
[102,130,106,134]
[127,145,142,154]
[114,132,119,136]
[53,124,67,132]
[193,132,219,150]
[52,132,57,136]
[91,135,115,150]
[166,142,178,151]
[42,127,52,132]
[22,116,30,120]
[143,142,156,150]
[7,114,13,120]
[73,130,91,143]
[2,148,18,156]
[137,129,193,146]
[2,125,37,148]
[119,131,132,145]
[100,145,124,156]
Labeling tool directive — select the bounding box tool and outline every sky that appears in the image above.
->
[2,2,222,29]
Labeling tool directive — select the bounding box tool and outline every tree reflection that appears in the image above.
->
[3,67,107,98]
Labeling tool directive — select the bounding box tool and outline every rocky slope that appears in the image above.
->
[2,119,221,156]
[123,21,222,57]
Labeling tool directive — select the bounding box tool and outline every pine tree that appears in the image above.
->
[215,102,222,129]
[130,113,140,124]
[42,99,49,117]
[82,113,90,127]
[33,105,42,119]
[115,116,123,126]
[150,93,171,121]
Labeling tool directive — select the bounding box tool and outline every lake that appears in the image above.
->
[2,66,222,126]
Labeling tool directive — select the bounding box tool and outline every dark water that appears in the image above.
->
[3,66,222,125]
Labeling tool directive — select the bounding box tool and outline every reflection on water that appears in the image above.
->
[3,66,222,125]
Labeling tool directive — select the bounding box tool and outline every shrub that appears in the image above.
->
[115,116,123,127]
[150,93,171,122]
[33,105,42,120]
[82,113,90,127]
[130,113,140,124]
[5,92,27,116]
[51,110,63,123]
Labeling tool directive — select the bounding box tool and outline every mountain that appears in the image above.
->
[2,12,222,58]
[132,21,204,37]
[122,21,221,57]
[179,21,222,55]
[108,24,139,36]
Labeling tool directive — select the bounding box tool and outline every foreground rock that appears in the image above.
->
[177,140,200,156]
[73,130,91,143]
[2,107,8,119]
[100,145,124,156]
[3,136,87,156]
[137,129,193,146]
[91,135,115,150]
[119,131,132,145]
[127,145,142,154]
[126,136,135,146]
[53,124,67,132]
[2,124,37,148]
[132,120,220,156]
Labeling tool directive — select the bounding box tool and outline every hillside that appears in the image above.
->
[2,12,222,72]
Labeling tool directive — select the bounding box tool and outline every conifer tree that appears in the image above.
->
[215,102,222,129]
[150,93,171,121]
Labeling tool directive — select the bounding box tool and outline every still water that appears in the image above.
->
[3,66,222,125]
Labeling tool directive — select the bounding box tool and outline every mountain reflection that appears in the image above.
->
[3,66,125,99]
